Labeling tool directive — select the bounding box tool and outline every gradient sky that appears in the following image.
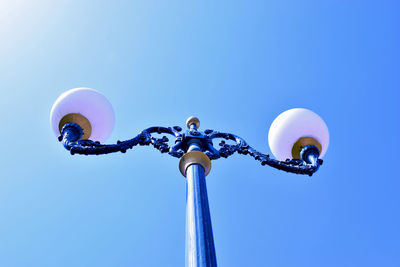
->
[1,1,399,266]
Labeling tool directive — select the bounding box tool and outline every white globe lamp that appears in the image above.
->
[50,88,115,143]
[268,108,329,161]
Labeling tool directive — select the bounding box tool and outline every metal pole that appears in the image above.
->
[185,142,217,267]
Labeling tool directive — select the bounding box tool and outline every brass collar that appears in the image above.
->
[59,113,92,140]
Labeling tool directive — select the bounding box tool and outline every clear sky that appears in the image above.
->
[0,1,399,266]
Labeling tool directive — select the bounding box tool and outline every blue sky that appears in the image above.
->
[0,1,399,266]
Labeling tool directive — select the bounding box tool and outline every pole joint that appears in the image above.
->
[179,151,212,177]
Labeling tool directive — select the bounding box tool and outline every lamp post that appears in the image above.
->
[50,88,329,267]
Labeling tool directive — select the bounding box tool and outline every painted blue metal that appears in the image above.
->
[60,123,83,150]
[186,164,217,267]
[60,121,322,176]
[58,118,325,266]
[185,141,217,267]
[300,145,320,167]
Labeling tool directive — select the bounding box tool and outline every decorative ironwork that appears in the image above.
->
[60,121,322,176]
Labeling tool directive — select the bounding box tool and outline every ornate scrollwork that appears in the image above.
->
[60,122,321,176]
[61,124,186,157]
[203,130,322,176]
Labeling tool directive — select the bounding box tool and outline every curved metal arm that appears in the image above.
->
[60,122,322,176]
[60,123,185,157]
[203,130,322,176]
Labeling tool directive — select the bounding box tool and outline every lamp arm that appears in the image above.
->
[60,123,322,176]
[204,130,322,176]
[60,123,185,157]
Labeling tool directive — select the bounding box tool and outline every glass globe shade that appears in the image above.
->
[268,108,329,161]
[50,88,115,143]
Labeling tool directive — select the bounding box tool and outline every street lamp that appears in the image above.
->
[50,88,329,267]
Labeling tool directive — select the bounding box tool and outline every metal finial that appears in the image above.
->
[186,116,200,129]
